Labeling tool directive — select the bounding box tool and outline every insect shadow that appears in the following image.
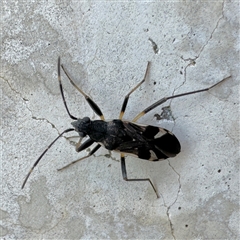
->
[22,58,230,198]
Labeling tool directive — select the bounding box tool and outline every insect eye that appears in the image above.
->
[82,117,90,123]
[79,132,86,137]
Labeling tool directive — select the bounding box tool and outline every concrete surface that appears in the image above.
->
[1,1,239,239]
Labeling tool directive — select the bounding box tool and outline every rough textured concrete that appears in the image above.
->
[1,1,239,239]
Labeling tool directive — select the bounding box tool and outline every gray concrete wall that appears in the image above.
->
[1,1,239,239]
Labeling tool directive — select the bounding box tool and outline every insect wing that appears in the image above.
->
[116,122,181,161]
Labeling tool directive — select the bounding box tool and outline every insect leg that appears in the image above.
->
[132,76,231,122]
[119,62,151,119]
[121,154,160,198]
[75,138,94,152]
[60,58,105,120]
[58,57,78,120]
[57,143,101,171]
[22,128,75,189]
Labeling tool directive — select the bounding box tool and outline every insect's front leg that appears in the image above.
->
[57,139,101,171]
[60,60,105,120]
[75,138,94,152]
[120,153,160,198]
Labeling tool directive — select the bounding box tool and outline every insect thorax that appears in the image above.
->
[72,119,131,150]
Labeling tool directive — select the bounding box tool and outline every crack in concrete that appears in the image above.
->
[196,0,225,61]
[169,2,226,135]
[181,1,225,64]
[0,76,24,98]
[2,75,34,116]
[166,208,176,240]
[176,59,196,92]
[164,161,182,240]
[31,116,60,134]
[159,193,176,240]
[176,1,225,94]
[2,76,63,139]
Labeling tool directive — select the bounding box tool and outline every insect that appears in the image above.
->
[22,57,230,198]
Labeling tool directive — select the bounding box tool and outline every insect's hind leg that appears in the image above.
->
[60,58,105,120]
[132,75,231,122]
[119,62,151,120]
[120,154,160,198]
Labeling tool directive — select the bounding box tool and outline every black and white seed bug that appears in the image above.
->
[22,57,230,198]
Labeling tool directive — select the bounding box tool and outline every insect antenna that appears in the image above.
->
[21,128,75,189]
[58,57,78,120]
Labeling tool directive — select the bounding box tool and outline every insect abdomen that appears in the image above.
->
[153,131,181,159]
